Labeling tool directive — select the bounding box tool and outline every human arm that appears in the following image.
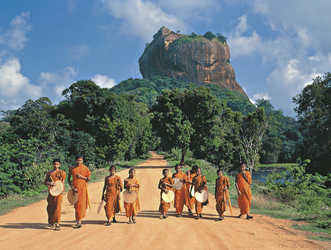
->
[76,173,91,181]
[43,172,55,187]
[235,174,241,195]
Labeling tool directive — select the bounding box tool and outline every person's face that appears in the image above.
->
[130,170,136,178]
[217,171,223,178]
[197,168,201,175]
[109,168,116,176]
[76,158,83,165]
[53,162,61,170]
[175,166,181,173]
[163,170,169,177]
[240,164,246,172]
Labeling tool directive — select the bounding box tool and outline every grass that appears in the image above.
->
[0,157,147,216]
[292,224,331,241]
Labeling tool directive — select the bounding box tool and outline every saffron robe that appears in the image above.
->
[236,171,252,215]
[124,177,140,217]
[186,172,197,210]
[104,175,122,220]
[47,169,66,224]
[71,164,91,221]
[192,175,208,214]
[215,176,230,216]
[158,176,174,214]
[172,172,189,214]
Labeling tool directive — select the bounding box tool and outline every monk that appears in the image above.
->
[172,164,189,217]
[158,169,174,219]
[185,165,198,215]
[191,167,208,219]
[215,169,230,221]
[101,166,122,226]
[124,168,140,224]
[68,155,91,228]
[44,159,66,231]
[235,163,253,219]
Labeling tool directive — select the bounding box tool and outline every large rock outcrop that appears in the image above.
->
[139,27,245,94]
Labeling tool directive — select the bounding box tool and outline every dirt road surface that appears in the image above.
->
[0,152,330,249]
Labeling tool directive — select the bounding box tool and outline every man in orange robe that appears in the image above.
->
[68,155,91,228]
[44,159,66,230]
[172,164,189,217]
[158,169,174,219]
[192,167,208,219]
[185,165,198,215]
[235,163,253,219]
[124,168,140,224]
[101,166,122,226]
[215,169,230,221]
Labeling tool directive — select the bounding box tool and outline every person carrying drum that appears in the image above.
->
[101,166,122,226]
[172,164,189,217]
[68,155,91,229]
[44,159,66,231]
[191,167,208,219]
[158,169,174,219]
[123,168,140,224]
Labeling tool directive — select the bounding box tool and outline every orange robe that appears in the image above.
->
[124,177,140,217]
[71,164,91,221]
[158,176,174,214]
[192,175,208,214]
[215,176,230,216]
[186,172,197,210]
[236,171,252,215]
[47,170,66,224]
[172,172,189,214]
[104,175,122,220]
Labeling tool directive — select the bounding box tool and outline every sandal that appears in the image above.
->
[73,223,82,229]
[132,218,136,224]
[105,221,111,226]
[55,225,61,231]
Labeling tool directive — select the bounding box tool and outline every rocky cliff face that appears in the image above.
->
[139,27,246,94]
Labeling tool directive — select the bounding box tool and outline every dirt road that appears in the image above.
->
[0,152,329,249]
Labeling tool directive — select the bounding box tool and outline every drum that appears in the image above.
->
[195,190,208,203]
[190,186,195,197]
[162,190,174,202]
[173,178,183,190]
[67,189,79,205]
[50,180,64,196]
[122,189,138,204]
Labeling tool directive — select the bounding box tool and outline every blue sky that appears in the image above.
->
[1,0,331,117]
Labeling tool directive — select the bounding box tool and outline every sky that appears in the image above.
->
[1,0,331,117]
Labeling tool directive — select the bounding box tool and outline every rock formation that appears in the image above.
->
[139,27,246,94]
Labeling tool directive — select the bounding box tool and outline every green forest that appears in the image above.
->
[0,73,331,228]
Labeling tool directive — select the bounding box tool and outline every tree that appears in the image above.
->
[203,31,216,41]
[235,107,268,174]
[293,72,331,175]
[152,87,222,164]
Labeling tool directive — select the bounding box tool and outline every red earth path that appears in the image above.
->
[0,152,330,249]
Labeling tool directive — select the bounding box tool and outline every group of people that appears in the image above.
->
[44,155,253,231]
[158,164,253,221]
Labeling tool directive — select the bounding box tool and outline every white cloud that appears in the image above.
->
[100,0,187,40]
[226,1,331,116]
[92,74,116,88]
[39,67,79,101]
[0,57,42,111]
[0,12,31,52]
